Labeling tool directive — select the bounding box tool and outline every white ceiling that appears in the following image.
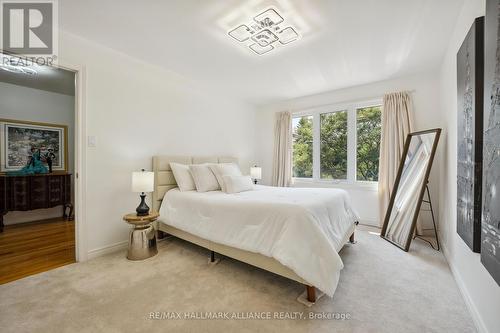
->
[59,0,465,105]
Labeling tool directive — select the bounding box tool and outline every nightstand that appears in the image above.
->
[123,211,159,260]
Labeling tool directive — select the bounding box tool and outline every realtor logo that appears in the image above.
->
[1,0,57,57]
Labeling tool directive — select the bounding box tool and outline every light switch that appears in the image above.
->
[88,136,97,147]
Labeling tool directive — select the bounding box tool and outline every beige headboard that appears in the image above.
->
[152,156,239,212]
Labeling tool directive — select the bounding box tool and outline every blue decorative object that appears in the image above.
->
[7,148,48,176]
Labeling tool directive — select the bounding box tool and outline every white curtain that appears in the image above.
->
[272,111,292,187]
[378,91,414,227]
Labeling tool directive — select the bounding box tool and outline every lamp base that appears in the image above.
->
[136,193,150,216]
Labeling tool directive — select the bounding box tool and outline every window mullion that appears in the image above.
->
[347,107,356,184]
[313,112,321,180]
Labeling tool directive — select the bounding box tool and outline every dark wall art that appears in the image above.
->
[482,0,500,286]
[457,16,484,253]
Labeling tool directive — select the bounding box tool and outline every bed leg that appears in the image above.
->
[210,251,215,263]
[349,232,356,244]
[306,286,316,303]
[157,230,166,240]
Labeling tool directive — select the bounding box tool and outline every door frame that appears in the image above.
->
[54,61,88,262]
[0,52,88,261]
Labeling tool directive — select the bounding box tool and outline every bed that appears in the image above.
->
[152,155,358,302]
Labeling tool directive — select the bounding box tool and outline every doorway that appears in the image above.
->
[0,53,78,284]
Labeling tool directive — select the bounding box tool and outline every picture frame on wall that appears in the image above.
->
[0,119,68,173]
[482,0,500,286]
[456,16,484,253]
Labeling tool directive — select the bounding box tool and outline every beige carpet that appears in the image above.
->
[0,229,475,333]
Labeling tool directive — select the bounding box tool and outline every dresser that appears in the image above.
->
[0,173,73,232]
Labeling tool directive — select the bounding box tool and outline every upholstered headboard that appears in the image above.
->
[152,156,239,212]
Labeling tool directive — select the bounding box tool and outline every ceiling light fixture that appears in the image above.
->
[228,8,300,56]
[0,55,38,76]
[0,64,38,76]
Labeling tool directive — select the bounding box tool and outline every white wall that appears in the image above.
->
[58,31,256,256]
[438,1,500,332]
[0,82,75,224]
[255,71,443,226]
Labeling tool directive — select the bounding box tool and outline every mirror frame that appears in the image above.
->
[380,128,442,251]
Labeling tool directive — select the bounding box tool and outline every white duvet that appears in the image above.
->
[158,185,358,296]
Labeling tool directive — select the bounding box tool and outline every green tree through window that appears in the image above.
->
[320,111,348,179]
[356,106,381,181]
[292,116,313,178]
[291,104,381,183]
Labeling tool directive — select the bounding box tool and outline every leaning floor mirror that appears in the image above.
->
[381,128,442,251]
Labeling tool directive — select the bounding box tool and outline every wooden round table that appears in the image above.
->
[123,211,159,260]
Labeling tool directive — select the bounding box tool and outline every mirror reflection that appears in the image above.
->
[382,129,441,251]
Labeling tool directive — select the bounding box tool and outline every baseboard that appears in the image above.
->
[440,238,488,333]
[358,218,378,227]
[87,240,128,260]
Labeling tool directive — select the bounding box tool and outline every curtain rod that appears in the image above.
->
[285,89,417,113]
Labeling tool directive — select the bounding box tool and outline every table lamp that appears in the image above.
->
[250,166,262,185]
[132,169,154,216]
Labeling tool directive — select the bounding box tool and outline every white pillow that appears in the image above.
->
[170,162,196,191]
[222,175,254,194]
[209,163,242,192]
[189,164,220,192]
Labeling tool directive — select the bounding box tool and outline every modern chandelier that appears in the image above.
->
[0,56,38,76]
[227,8,300,55]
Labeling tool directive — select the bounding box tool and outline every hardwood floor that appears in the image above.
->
[0,218,75,285]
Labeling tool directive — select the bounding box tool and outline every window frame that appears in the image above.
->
[291,98,382,188]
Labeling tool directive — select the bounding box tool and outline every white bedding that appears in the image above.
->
[158,185,359,296]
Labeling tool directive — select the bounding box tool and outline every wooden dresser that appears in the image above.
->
[0,173,73,232]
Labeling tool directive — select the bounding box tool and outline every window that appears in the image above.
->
[292,115,313,178]
[320,111,348,180]
[356,106,382,181]
[292,101,382,184]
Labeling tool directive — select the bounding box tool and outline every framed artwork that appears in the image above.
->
[0,119,68,173]
[482,0,500,286]
[456,16,484,253]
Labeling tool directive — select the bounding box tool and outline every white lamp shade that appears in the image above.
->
[250,166,262,180]
[132,171,154,193]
